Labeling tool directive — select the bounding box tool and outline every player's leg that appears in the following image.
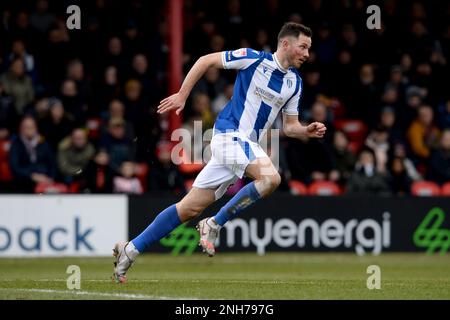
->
[198,157,280,256]
[211,156,280,225]
[112,187,216,283]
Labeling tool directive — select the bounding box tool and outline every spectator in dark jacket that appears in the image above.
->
[427,129,450,184]
[9,116,56,192]
[100,117,136,174]
[346,149,391,195]
[38,97,75,152]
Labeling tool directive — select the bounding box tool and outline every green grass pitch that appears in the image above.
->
[0,253,449,300]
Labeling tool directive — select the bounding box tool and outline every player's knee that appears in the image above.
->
[258,173,281,196]
[176,202,203,221]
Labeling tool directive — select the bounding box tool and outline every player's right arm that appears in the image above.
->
[157,52,223,115]
[157,48,261,115]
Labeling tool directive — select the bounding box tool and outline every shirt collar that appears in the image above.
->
[273,52,289,73]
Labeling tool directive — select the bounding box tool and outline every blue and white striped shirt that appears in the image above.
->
[214,48,303,142]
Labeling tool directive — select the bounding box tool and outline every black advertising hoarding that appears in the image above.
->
[128,195,450,255]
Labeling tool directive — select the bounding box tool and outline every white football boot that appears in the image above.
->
[196,218,220,257]
[112,241,138,283]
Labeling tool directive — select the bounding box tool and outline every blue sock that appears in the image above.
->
[131,204,181,252]
[213,181,261,226]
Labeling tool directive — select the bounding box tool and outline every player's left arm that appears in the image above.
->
[282,113,326,139]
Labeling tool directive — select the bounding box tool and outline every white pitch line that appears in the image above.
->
[0,288,196,300]
[0,278,301,285]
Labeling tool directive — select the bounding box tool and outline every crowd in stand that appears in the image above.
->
[0,0,449,196]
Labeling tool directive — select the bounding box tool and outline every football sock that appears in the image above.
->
[131,204,181,253]
[213,181,261,226]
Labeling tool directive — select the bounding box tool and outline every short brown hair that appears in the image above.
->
[278,22,312,42]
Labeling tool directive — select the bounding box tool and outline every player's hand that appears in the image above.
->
[157,93,186,115]
[306,122,327,138]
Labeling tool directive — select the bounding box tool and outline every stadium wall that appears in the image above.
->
[1,195,449,257]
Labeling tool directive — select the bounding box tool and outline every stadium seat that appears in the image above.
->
[134,162,149,192]
[35,182,69,194]
[184,178,195,192]
[440,182,450,196]
[289,180,308,195]
[334,119,368,142]
[178,148,204,175]
[0,139,13,182]
[410,181,441,196]
[308,181,341,196]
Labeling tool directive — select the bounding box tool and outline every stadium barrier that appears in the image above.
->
[131,195,450,256]
[1,194,449,257]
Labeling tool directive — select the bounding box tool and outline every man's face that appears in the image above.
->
[20,118,37,139]
[285,34,311,68]
[71,129,87,149]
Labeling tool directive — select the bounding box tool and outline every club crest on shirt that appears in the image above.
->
[286,79,293,88]
[232,48,247,58]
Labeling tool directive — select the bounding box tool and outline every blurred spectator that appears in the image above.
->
[186,93,214,131]
[85,149,113,193]
[212,83,234,115]
[388,142,423,183]
[100,99,134,140]
[9,116,55,192]
[348,63,379,128]
[377,106,403,144]
[193,67,228,102]
[66,59,90,106]
[406,104,441,163]
[401,86,425,129]
[331,131,356,186]
[113,161,143,194]
[0,81,17,136]
[129,53,159,102]
[149,141,185,193]
[437,98,450,129]
[38,98,75,152]
[104,36,128,75]
[365,126,390,175]
[100,117,136,174]
[388,156,413,195]
[57,128,95,184]
[60,78,85,124]
[8,39,35,77]
[94,65,121,111]
[29,0,55,34]
[0,57,34,114]
[122,79,147,122]
[427,129,450,184]
[346,149,391,196]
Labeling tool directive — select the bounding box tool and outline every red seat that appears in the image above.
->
[134,162,149,192]
[86,118,102,140]
[178,148,204,175]
[308,181,341,196]
[440,182,450,196]
[334,119,368,142]
[184,178,195,192]
[289,180,308,195]
[411,181,441,196]
[35,182,69,194]
[0,140,13,182]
